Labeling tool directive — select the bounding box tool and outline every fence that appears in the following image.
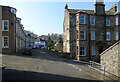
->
[88,61,119,80]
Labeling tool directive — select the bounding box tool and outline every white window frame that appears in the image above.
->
[76,15,78,25]
[2,20,9,31]
[106,32,111,41]
[90,17,95,25]
[80,31,85,40]
[80,46,85,56]
[106,18,110,26]
[116,17,118,26]
[2,36,9,48]
[91,31,95,40]
[91,46,95,56]
[116,32,119,41]
[77,30,78,40]
[80,15,85,24]
[76,46,79,56]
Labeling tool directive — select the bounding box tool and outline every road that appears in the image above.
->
[2,49,100,81]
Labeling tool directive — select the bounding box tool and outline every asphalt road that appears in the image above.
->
[2,49,100,81]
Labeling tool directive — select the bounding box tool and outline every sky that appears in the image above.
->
[0,1,119,36]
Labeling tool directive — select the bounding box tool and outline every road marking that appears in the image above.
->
[65,62,82,72]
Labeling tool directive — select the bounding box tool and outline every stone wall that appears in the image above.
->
[100,40,120,77]
[63,9,70,53]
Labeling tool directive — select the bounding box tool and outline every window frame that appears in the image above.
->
[116,32,119,41]
[80,46,85,56]
[116,17,118,26]
[80,15,85,24]
[106,32,111,41]
[106,18,110,26]
[77,30,78,40]
[80,31,85,40]
[2,36,9,48]
[91,31,95,40]
[90,17,95,25]
[76,46,79,56]
[76,15,78,25]
[91,46,95,56]
[2,20,9,31]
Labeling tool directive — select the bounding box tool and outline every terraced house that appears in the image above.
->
[0,5,35,54]
[63,0,120,62]
[0,5,26,54]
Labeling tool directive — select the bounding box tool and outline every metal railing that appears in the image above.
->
[88,61,119,80]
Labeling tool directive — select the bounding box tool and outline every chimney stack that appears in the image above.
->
[109,4,117,12]
[118,1,120,12]
[94,0,105,15]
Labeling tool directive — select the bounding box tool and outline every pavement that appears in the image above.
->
[2,49,101,81]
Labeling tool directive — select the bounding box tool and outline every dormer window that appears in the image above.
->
[17,18,21,24]
[11,8,16,15]
[80,15,85,24]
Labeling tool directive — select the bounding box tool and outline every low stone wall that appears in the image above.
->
[100,40,120,77]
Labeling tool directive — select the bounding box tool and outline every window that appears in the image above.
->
[116,17,118,26]
[80,15,85,24]
[2,36,9,48]
[80,31,85,40]
[2,20,9,31]
[77,30,78,40]
[11,8,16,15]
[76,46,78,56]
[91,46,95,56]
[90,17,95,25]
[116,32,119,41]
[80,47,85,56]
[91,31,95,40]
[76,15,78,24]
[106,18,110,26]
[106,32,110,41]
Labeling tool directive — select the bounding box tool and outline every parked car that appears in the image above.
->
[22,48,32,55]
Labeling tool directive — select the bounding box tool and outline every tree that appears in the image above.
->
[58,37,63,44]
[47,36,54,48]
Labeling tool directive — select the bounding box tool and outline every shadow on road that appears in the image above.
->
[2,68,101,81]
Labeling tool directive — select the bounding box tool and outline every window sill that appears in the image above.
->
[91,40,95,41]
[79,55,86,56]
[2,30,9,31]
[2,47,9,48]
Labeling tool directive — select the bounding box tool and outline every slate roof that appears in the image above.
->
[68,9,116,15]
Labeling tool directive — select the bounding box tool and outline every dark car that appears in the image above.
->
[22,48,32,55]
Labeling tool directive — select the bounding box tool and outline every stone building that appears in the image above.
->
[25,31,35,48]
[100,40,120,77]
[16,18,26,52]
[63,1,120,62]
[1,5,26,54]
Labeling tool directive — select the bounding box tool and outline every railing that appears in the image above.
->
[88,61,119,80]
